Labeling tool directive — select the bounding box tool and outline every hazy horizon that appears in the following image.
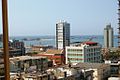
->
[0,0,118,36]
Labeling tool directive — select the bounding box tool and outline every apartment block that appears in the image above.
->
[66,41,102,64]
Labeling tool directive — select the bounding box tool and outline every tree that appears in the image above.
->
[109,49,120,60]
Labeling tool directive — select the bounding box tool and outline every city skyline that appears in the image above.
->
[0,0,118,36]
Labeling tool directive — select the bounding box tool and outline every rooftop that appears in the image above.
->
[9,56,47,62]
[82,41,98,45]
[46,49,63,54]
[71,62,110,69]
[31,45,52,48]
[70,41,99,47]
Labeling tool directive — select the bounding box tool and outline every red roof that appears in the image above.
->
[83,41,97,45]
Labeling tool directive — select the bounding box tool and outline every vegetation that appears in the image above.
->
[32,51,38,54]
[27,51,38,56]
[109,50,120,60]
[102,48,120,60]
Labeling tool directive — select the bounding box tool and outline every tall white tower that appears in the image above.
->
[56,20,70,49]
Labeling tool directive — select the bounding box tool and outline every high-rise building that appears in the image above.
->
[56,20,70,49]
[118,0,120,48]
[104,24,114,48]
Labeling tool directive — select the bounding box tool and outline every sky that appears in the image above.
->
[0,0,118,36]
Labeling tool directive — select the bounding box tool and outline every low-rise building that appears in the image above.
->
[0,59,4,79]
[9,40,25,55]
[0,48,24,58]
[0,56,49,79]
[72,62,111,80]
[10,72,50,80]
[10,56,48,73]
[0,34,3,42]
[66,41,102,64]
[46,65,94,80]
[105,60,120,77]
[36,49,64,65]
[26,45,53,55]
[31,45,53,52]
[108,77,120,80]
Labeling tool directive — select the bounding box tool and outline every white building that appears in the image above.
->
[56,20,70,49]
[66,41,102,64]
[108,77,120,80]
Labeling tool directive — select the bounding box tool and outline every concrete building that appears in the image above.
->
[0,34,3,48]
[108,77,120,80]
[105,60,120,77]
[0,34,3,42]
[10,56,48,73]
[0,48,25,58]
[0,56,49,79]
[36,49,64,65]
[31,45,53,52]
[9,40,25,55]
[56,20,70,50]
[72,63,111,80]
[0,59,4,79]
[66,41,102,64]
[46,65,94,80]
[104,24,114,48]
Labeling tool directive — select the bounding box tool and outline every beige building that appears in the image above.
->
[72,63,111,80]
[104,24,114,48]
[37,49,64,65]
[10,56,48,73]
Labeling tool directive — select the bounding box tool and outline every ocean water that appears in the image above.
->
[9,35,118,47]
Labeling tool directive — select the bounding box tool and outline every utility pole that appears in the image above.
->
[2,0,10,80]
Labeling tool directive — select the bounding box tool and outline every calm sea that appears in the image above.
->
[9,35,118,48]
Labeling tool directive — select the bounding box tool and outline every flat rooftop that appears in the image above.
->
[10,56,47,62]
[71,62,110,69]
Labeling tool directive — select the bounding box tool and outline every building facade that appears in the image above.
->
[56,21,70,50]
[0,34,3,42]
[104,24,114,48]
[9,40,25,56]
[66,41,102,64]
[36,49,64,65]
[72,63,111,80]
[10,56,48,73]
[0,48,24,58]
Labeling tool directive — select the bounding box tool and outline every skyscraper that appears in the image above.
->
[104,24,114,48]
[118,0,120,48]
[56,20,70,50]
